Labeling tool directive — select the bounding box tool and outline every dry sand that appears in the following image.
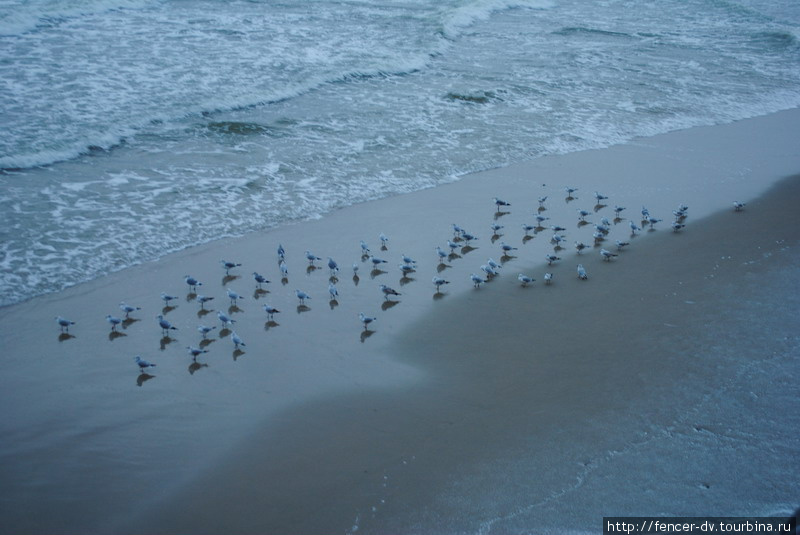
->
[1,110,798,534]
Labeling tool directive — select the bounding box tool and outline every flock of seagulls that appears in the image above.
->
[54,187,749,379]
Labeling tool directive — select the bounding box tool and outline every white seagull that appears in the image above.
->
[518,274,534,287]
[359,312,376,330]
[134,356,156,372]
[577,264,588,280]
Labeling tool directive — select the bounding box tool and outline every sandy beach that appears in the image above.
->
[1,110,799,534]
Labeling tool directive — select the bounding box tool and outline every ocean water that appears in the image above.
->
[1,0,799,306]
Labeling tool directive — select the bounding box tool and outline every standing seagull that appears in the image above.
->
[600,248,618,261]
[470,273,485,288]
[493,197,511,209]
[217,310,235,328]
[379,233,389,248]
[733,201,746,211]
[134,356,156,372]
[226,288,243,306]
[231,331,246,349]
[295,289,311,305]
[263,304,280,320]
[359,312,376,330]
[157,314,178,334]
[277,244,286,260]
[56,316,75,332]
[197,325,216,338]
[220,259,242,275]
[160,292,179,307]
[106,314,122,331]
[518,274,535,287]
[432,276,450,292]
[197,295,214,308]
[186,346,208,360]
[544,272,553,285]
[327,257,339,275]
[253,272,270,288]
[380,284,401,299]
[545,254,561,266]
[185,275,202,292]
[119,302,141,317]
[305,250,322,265]
[500,242,518,255]
[577,264,588,280]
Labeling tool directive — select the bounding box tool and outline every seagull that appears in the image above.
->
[401,254,417,265]
[647,217,662,229]
[327,257,339,274]
[253,272,270,288]
[600,216,611,227]
[447,239,460,252]
[461,232,478,244]
[545,254,561,265]
[733,201,746,211]
[600,248,618,261]
[577,264,588,280]
[614,205,626,216]
[575,241,588,254]
[481,264,498,278]
[380,284,401,299]
[594,191,608,202]
[550,224,566,233]
[518,273,535,287]
[217,310,235,328]
[157,314,177,334]
[305,250,321,265]
[360,240,371,254]
[493,197,511,208]
[435,246,448,262]
[592,231,606,243]
[577,209,590,221]
[160,292,178,306]
[226,288,243,305]
[551,234,566,247]
[220,259,242,274]
[543,272,553,285]
[277,244,285,260]
[671,222,686,232]
[197,295,214,308]
[279,261,289,278]
[134,356,156,372]
[521,223,536,235]
[399,263,416,276]
[500,242,517,254]
[629,221,641,235]
[616,240,630,250]
[359,312,376,330]
[538,196,548,207]
[186,346,208,360]
[352,263,359,275]
[106,314,122,331]
[490,223,503,234]
[328,282,339,299]
[470,273,485,288]
[487,258,501,271]
[565,186,578,196]
[370,256,388,268]
[379,232,389,247]
[452,223,464,236]
[197,325,216,338]
[231,331,246,349]
[535,215,549,225]
[185,275,202,292]
[594,223,610,235]
[119,302,140,317]
[295,289,311,305]
[641,206,650,219]
[263,304,280,320]
[432,276,450,291]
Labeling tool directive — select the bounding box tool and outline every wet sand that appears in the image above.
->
[1,110,799,534]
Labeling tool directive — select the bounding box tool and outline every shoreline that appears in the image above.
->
[1,109,799,534]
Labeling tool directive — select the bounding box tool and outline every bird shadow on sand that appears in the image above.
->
[232,348,245,361]
[159,336,176,350]
[189,362,209,375]
[264,320,280,331]
[360,329,376,343]
[137,373,155,387]
[381,300,400,311]
[297,304,311,314]
[108,330,127,341]
[58,333,76,342]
